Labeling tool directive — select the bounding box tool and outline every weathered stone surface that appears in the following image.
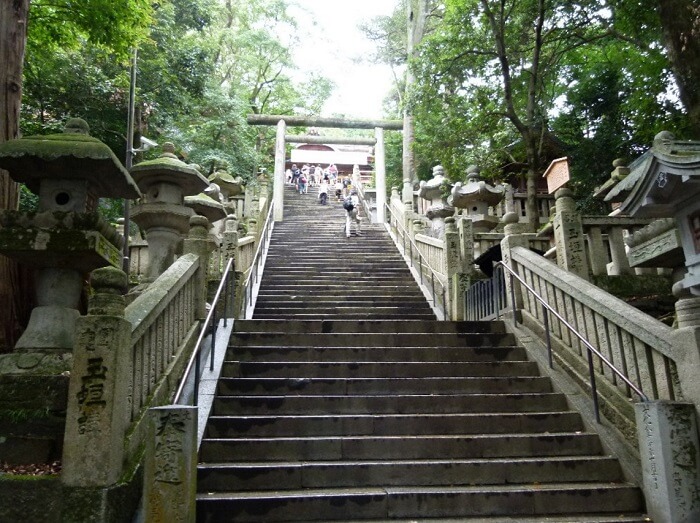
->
[143,406,197,523]
[636,401,700,523]
[0,118,139,199]
[62,271,133,488]
[0,476,62,523]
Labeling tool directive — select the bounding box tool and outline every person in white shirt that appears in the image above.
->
[345,190,361,238]
[318,179,329,205]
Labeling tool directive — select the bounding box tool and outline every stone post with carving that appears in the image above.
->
[444,217,462,320]
[222,215,241,317]
[631,291,700,523]
[62,266,132,488]
[143,405,198,523]
[553,187,589,280]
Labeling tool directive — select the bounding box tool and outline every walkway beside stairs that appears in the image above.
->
[196,185,648,521]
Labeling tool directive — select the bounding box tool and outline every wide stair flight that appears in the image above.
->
[196,185,648,521]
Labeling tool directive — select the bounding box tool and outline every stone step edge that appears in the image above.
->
[198,455,617,468]
[196,481,640,500]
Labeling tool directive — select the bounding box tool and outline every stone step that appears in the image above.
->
[234,319,506,334]
[252,311,437,320]
[195,483,644,522]
[252,297,432,307]
[318,518,650,523]
[216,376,552,395]
[228,332,517,347]
[211,392,569,415]
[203,411,584,438]
[231,345,525,363]
[197,455,625,492]
[199,432,603,462]
[223,361,541,379]
[251,307,436,319]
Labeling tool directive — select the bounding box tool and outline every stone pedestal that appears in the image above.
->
[635,401,700,523]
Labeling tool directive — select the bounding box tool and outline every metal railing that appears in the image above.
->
[385,202,447,319]
[496,260,649,422]
[242,201,275,318]
[173,256,236,405]
[464,264,508,321]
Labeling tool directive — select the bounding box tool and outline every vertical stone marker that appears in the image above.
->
[62,266,132,487]
[543,157,589,280]
[635,401,700,523]
[143,405,198,523]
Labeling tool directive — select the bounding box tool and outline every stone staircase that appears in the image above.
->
[252,186,436,320]
[196,186,648,521]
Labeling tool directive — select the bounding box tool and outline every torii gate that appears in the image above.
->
[247,115,403,223]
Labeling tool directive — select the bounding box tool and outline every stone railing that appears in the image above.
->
[507,244,678,442]
[237,236,256,274]
[58,216,215,521]
[414,234,446,281]
[124,254,201,425]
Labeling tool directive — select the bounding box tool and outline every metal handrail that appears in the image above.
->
[242,201,275,318]
[174,255,236,405]
[385,202,447,319]
[495,260,648,422]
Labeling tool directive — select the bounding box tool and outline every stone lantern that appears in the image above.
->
[450,165,505,232]
[417,165,454,237]
[130,142,209,282]
[209,169,244,217]
[185,192,227,240]
[0,118,140,354]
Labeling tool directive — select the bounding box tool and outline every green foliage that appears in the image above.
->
[27,0,153,58]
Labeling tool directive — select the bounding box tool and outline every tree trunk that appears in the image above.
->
[403,0,431,185]
[657,0,700,136]
[524,133,541,232]
[0,0,30,351]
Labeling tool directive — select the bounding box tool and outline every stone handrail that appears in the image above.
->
[508,245,678,439]
[123,253,201,453]
[237,236,255,274]
[386,198,447,317]
[414,234,447,282]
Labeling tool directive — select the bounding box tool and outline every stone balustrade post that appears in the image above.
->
[183,215,217,320]
[222,214,239,267]
[444,217,462,320]
[61,266,133,518]
[457,216,475,275]
[587,226,607,276]
[632,293,700,522]
[143,405,198,523]
[553,187,589,280]
[402,178,413,207]
[607,226,632,275]
[635,400,700,523]
[500,212,528,319]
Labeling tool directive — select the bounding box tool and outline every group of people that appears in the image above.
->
[285,163,361,237]
[286,163,339,194]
